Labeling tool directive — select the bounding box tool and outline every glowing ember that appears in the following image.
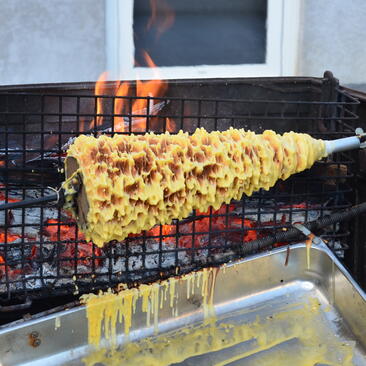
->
[44,219,102,267]
[44,218,79,242]
[131,205,258,249]
[0,184,21,203]
[0,232,21,243]
[0,186,23,243]
[0,254,27,280]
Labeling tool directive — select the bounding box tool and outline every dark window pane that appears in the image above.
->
[134,0,267,67]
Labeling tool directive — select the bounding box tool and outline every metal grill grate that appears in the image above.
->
[0,75,361,305]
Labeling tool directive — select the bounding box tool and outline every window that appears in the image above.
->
[106,0,300,80]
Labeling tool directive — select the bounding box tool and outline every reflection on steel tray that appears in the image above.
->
[0,242,365,365]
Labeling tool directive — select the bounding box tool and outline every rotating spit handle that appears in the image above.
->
[325,127,366,154]
[0,190,63,211]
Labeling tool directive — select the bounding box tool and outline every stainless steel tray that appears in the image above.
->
[1,242,366,365]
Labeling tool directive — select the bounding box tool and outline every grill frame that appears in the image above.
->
[0,72,362,308]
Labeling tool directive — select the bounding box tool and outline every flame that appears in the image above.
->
[94,71,109,129]
[114,81,130,132]
[87,71,110,131]
[147,0,175,39]
[89,0,177,133]
[44,134,58,151]
[131,52,169,132]
[92,51,173,133]
[166,117,175,132]
[79,117,88,132]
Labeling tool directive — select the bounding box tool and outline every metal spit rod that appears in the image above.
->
[324,127,366,154]
[0,194,59,210]
[1,128,366,211]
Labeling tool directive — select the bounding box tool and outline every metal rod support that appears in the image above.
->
[239,201,366,256]
[0,194,58,210]
[325,136,361,154]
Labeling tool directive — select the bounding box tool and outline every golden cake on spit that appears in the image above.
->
[62,128,326,247]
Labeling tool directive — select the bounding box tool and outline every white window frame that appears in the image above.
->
[105,0,301,80]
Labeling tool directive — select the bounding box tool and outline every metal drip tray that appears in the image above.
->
[0,242,366,365]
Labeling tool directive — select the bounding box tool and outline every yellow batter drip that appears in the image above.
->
[82,298,355,366]
[63,128,326,246]
[80,267,218,348]
[307,244,311,270]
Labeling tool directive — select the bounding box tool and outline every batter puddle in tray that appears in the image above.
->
[82,290,357,366]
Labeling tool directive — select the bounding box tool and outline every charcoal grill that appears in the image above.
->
[0,71,363,318]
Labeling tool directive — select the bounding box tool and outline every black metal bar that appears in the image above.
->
[0,297,32,312]
[0,112,359,121]
[0,194,58,210]
[240,202,366,256]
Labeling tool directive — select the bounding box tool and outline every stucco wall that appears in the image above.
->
[0,0,105,85]
[299,0,366,84]
[0,1,365,85]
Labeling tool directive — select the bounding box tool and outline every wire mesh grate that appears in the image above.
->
[0,79,361,304]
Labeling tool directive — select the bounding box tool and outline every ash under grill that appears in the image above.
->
[0,72,361,307]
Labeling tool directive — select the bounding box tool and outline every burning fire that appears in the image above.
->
[95,71,109,128]
[86,0,176,134]
[146,0,175,40]
[91,51,171,134]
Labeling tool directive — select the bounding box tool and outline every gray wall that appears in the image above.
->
[300,0,366,84]
[0,0,106,85]
[0,0,365,85]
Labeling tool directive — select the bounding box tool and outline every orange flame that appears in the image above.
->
[114,81,130,132]
[91,74,109,130]
[92,51,174,133]
[44,135,58,150]
[147,0,175,39]
[94,71,109,129]
[131,51,169,132]
[90,0,176,134]
[166,117,175,133]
